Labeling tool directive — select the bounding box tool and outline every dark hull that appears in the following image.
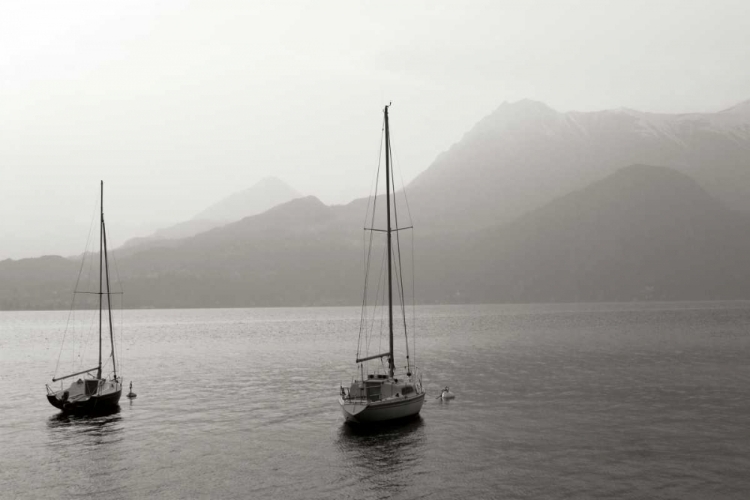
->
[340,392,425,423]
[47,389,122,414]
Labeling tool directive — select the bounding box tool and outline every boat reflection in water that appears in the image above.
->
[336,416,427,497]
[45,406,127,497]
[47,405,123,445]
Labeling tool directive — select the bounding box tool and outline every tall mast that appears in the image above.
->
[385,105,395,379]
[97,181,103,380]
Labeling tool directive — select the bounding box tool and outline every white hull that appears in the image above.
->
[339,392,425,423]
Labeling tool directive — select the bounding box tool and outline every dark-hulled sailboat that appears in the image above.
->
[339,104,425,423]
[46,181,122,413]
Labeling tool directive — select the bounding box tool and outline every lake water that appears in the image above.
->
[1,302,750,499]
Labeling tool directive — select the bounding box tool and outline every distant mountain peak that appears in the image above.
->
[460,98,561,143]
[120,176,303,251]
[264,195,327,215]
[193,177,302,222]
[496,99,558,115]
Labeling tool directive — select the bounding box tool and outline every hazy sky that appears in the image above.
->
[2,0,749,259]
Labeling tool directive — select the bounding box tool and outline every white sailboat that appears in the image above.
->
[339,104,425,424]
[46,181,122,413]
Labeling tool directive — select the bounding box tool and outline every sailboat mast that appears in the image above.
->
[98,181,103,380]
[385,105,395,379]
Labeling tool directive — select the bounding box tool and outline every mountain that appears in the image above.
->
[121,177,302,249]
[193,177,302,222]
[6,98,750,310]
[405,99,750,233]
[95,196,364,308]
[5,165,750,309]
[121,220,222,249]
[0,256,78,310]
[423,164,750,303]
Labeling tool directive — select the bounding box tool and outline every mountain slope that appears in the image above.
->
[121,177,302,250]
[193,177,302,222]
[0,256,78,310]
[406,99,750,233]
[109,196,364,307]
[431,164,750,303]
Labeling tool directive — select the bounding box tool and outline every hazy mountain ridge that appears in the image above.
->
[193,177,303,222]
[406,99,750,233]
[5,165,750,309]
[5,98,750,309]
[121,177,302,251]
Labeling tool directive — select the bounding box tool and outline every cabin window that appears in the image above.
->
[365,383,381,402]
[402,386,414,395]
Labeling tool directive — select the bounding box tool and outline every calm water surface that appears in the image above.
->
[2,302,750,499]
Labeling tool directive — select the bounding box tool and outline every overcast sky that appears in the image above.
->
[2,0,749,259]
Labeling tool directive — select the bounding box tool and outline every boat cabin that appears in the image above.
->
[347,377,417,402]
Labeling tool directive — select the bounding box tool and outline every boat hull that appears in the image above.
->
[340,392,425,423]
[47,388,122,414]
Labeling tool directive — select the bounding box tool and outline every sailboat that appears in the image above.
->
[339,104,425,423]
[46,181,122,413]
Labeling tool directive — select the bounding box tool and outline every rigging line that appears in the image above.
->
[118,293,124,379]
[389,126,415,227]
[411,226,416,372]
[357,235,385,357]
[78,304,98,373]
[108,242,125,379]
[358,117,386,359]
[360,236,381,359]
[364,227,413,232]
[359,118,386,359]
[389,131,414,328]
[106,226,125,294]
[396,238,410,369]
[365,242,388,359]
[55,196,98,377]
[377,266,387,365]
[392,242,410,370]
[393,139,417,374]
[102,219,116,378]
[72,222,99,371]
[388,133,411,372]
[361,118,386,235]
[103,223,125,379]
[363,241,385,360]
[358,208,379,358]
[101,220,121,379]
